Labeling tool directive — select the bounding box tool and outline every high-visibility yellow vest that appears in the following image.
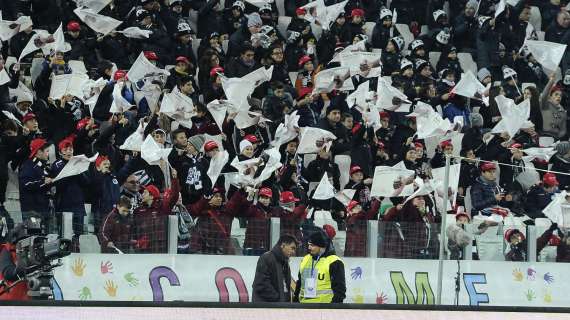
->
[299,254,341,303]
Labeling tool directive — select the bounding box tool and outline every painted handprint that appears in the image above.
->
[351,267,363,280]
[544,272,554,284]
[124,272,140,287]
[71,258,86,277]
[101,261,113,274]
[544,290,553,303]
[104,280,118,297]
[525,289,536,301]
[512,268,523,282]
[527,268,537,281]
[78,287,92,300]
[376,291,388,304]
[352,288,364,304]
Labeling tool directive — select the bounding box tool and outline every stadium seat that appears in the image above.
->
[537,30,545,41]
[289,71,298,85]
[230,218,245,249]
[222,39,229,53]
[277,16,291,38]
[395,23,414,50]
[311,22,323,40]
[529,6,542,31]
[522,82,536,90]
[429,51,441,69]
[457,52,477,75]
[79,234,101,253]
[312,210,338,230]
[420,25,429,36]
[275,0,286,16]
[303,153,317,168]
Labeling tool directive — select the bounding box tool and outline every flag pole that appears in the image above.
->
[436,154,451,305]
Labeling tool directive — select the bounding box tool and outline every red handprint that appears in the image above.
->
[376,291,388,304]
[100,261,113,274]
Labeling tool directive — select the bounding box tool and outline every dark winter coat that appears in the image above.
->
[51,159,86,214]
[18,158,51,215]
[99,209,134,253]
[252,244,293,302]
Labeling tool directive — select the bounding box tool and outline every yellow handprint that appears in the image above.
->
[512,268,523,282]
[352,288,364,304]
[544,290,553,303]
[104,280,118,297]
[72,258,86,277]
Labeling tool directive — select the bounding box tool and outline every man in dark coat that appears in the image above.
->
[252,234,298,302]
[99,196,135,253]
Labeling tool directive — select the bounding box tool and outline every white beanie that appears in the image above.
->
[239,139,253,153]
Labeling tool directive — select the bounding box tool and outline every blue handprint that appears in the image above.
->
[351,267,363,280]
[544,272,554,284]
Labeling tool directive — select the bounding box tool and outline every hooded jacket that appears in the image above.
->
[252,243,293,302]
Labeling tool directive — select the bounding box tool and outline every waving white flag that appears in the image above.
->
[431,163,462,208]
[522,147,557,162]
[524,40,567,73]
[221,76,256,113]
[272,111,300,147]
[127,52,170,83]
[412,101,453,139]
[314,66,353,93]
[0,16,33,41]
[376,77,411,112]
[543,191,570,227]
[120,120,146,152]
[242,66,274,86]
[335,189,356,207]
[313,172,336,200]
[74,7,122,36]
[297,127,337,154]
[0,69,10,86]
[141,135,172,165]
[109,82,134,113]
[117,27,152,39]
[370,161,416,197]
[49,73,90,100]
[347,80,370,109]
[451,71,486,99]
[206,99,228,132]
[52,153,99,182]
[491,96,530,137]
[207,150,229,186]
[495,0,506,18]
[160,86,196,128]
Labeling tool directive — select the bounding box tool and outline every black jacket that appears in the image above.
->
[252,244,292,302]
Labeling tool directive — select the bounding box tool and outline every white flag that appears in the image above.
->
[242,65,274,86]
[335,189,356,207]
[2,111,22,127]
[52,153,99,182]
[117,27,152,39]
[68,60,88,75]
[313,172,336,200]
[49,73,90,100]
[522,147,556,162]
[245,0,273,8]
[451,71,486,99]
[0,69,10,86]
[491,96,530,137]
[207,150,229,186]
[160,86,196,128]
[524,40,567,73]
[252,147,283,186]
[314,66,353,93]
[141,134,172,165]
[206,99,228,132]
[74,7,122,36]
[543,191,569,225]
[495,0,506,18]
[271,111,300,147]
[403,177,435,204]
[347,80,370,109]
[376,77,411,112]
[297,127,337,154]
[0,16,32,41]
[431,163,462,208]
[370,161,416,197]
[233,111,270,129]
[221,76,256,113]
[323,0,348,30]
[120,120,146,152]
[109,81,133,113]
[412,101,453,139]
[127,52,170,83]
[74,0,112,13]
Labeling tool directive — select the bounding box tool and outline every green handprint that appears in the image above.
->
[78,287,92,300]
[525,289,536,301]
[124,272,140,287]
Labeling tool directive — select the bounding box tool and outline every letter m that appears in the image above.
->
[390,271,435,304]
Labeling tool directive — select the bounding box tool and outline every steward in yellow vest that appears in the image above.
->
[293,228,346,303]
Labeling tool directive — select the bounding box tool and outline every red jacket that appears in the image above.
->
[99,209,134,253]
[133,179,180,253]
[187,191,242,254]
[231,191,272,250]
[0,244,29,301]
[344,200,380,257]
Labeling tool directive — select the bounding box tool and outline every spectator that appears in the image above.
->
[470,162,510,215]
[505,224,557,261]
[525,173,560,219]
[100,196,134,254]
[344,199,380,257]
